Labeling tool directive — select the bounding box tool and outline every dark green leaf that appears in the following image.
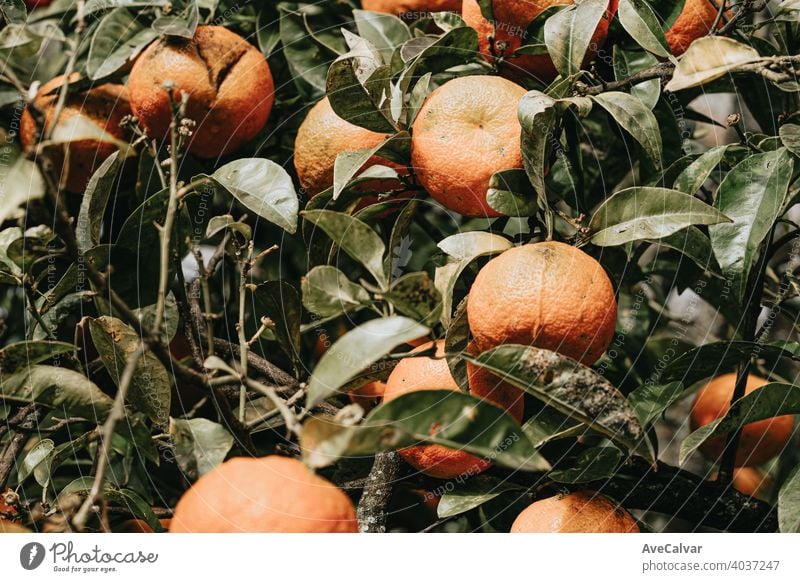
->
[87,8,158,79]
[0,340,75,375]
[544,0,607,77]
[617,0,672,58]
[301,265,371,317]
[386,271,442,326]
[549,446,622,483]
[169,418,234,481]
[438,477,526,518]
[673,145,729,195]
[592,91,663,168]
[76,152,122,254]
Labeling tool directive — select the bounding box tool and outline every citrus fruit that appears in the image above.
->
[129,25,274,158]
[294,96,404,197]
[361,0,461,17]
[467,241,617,366]
[169,456,358,532]
[462,0,619,80]
[666,0,725,55]
[690,373,794,467]
[711,467,772,500]
[410,75,527,217]
[383,340,524,479]
[511,491,639,532]
[20,74,131,194]
[349,380,387,412]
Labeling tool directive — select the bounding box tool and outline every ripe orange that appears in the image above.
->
[411,75,527,217]
[383,340,524,479]
[666,0,725,55]
[711,468,772,500]
[690,373,794,467]
[468,241,617,366]
[169,456,358,532]
[294,97,404,197]
[462,0,618,81]
[361,0,461,17]
[511,491,639,532]
[20,74,131,193]
[349,380,387,412]
[129,26,274,158]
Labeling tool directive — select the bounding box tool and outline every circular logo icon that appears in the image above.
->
[20,542,46,570]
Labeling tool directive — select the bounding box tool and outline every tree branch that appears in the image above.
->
[357,451,402,533]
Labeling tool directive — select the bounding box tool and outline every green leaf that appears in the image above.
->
[303,209,388,287]
[486,169,539,217]
[673,145,729,195]
[89,317,172,428]
[779,463,800,533]
[303,391,551,472]
[169,418,234,480]
[210,158,299,234]
[679,382,800,465]
[301,266,370,317]
[434,232,512,327]
[464,345,655,463]
[592,91,663,168]
[779,123,800,157]
[205,215,252,241]
[86,8,158,80]
[352,9,411,62]
[1,365,113,421]
[653,226,721,274]
[522,406,583,446]
[665,37,760,92]
[61,478,161,532]
[278,5,343,92]
[76,152,122,254]
[544,0,607,77]
[617,0,672,59]
[613,47,660,110]
[657,341,800,388]
[0,340,75,376]
[628,381,685,426]
[18,439,55,487]
[444,297,470,391]
[589,187,730,246]
[385,271,442,326]
[306,316,428,407]
[709,149,795,303]
[332,131,409,200]
[438,477,526,518]
[549,446,622,483]
[326,30,396,132]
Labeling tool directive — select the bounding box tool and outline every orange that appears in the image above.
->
[118,518,172,533]
[468,241,617,366]
[462,0,619,81]
[711,468,772,500]
[20,74,131,194]
[666,0,725,55]
[383,340,524,479]
[169,456,358,532]
[349,380,387,412]
[511,491,639,532]
[411,75,526,217]
[690,373,794,467]
[361,1,461,17]
[294,97,404,197]
[129,26,273,158]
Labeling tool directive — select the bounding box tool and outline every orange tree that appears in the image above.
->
[0,0,799,533]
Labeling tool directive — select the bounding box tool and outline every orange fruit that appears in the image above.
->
[690,373,794,467]
[294,97,405,197]
[462,0,618,81]
[361,0,461,16]
[411,75,527,217]
[349,380,387,412]
[711,468,772,500]
[169,456,358,532]
[118,518,172,533]
[666,0,726,55]
[129,26,274,158]
[511,491,639,532]
[20,74,131,194]
[467,241,617,366]
[383,340,524,479]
